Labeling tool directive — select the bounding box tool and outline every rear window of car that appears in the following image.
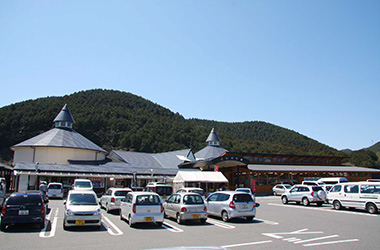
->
[233,194,253,202]
[183,195,204,205]
[155,186,172,196]
[69,193,97,205]
[7,194,42,205]
[189,190,205,196]
[75,181,92,188]
[136,195,160,205]
[312,187,324,191]
[114,191,130,196]
[48,184,62,189]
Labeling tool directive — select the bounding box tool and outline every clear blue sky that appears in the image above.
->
[1,1,379,151]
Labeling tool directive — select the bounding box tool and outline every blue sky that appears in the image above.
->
[1,1,379,151]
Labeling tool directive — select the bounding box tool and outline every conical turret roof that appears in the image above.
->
[53,104,75,123]
[206,128,221,143]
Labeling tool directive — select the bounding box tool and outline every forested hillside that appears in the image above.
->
[0,89,365,166]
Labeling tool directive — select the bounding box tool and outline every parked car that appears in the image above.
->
[24,190,49,208]
[63,190,101,229]
[73,179,93,191]
[205,191,257,222]
[272,184,292,196]
[327,182,380,214]
[163,193,207,224]
[317,177,348,185]
[100,187,132,213]
[145,182,173,201]
[46,182,64,199]
[281,185,326,206]
[120,192,164,227]
[0,191,46,231]
[176,187,206,198]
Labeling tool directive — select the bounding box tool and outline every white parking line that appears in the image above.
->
[221,240,273,248]
[206,218,235,229]
[101,215,123,236]
[267,203,378,216]
[162,221,184,233]
[255,218,279,225]
[40,208,58,238]
[303,239,359,247]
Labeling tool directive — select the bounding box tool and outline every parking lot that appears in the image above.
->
[1,195,379,250]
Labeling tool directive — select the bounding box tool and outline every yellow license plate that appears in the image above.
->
[75,220,85,225]
[144,217,153,222]
[192,214,199,219]
[162,196,166,199]
[52,195,56,197]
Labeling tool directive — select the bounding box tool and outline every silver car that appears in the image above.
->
[120,192,164,227]
[272,184,292,196]
[281,185,326,206]
[63,190,102,229]
[163,193,207,224]
[100,187,132,213]
[205,191,257,222]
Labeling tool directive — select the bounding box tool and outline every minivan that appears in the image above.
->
[145,182,173,201]
[73,179,93,191]
[327,182,380,214]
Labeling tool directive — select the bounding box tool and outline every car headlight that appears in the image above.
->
[94,209,101,215]
[66,209,74,216]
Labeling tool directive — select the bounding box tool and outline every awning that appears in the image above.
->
[173,171,228,183]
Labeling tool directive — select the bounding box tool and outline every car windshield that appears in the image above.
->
[69,193,97,205]
[75,181,92,188]
[136,195,160,205]
[155,186,172,196]
[284,185,292,188]
[233,194,253,202]
[7,195,42,205]
[237,189,251,193]
[48,184,62,189]
[183,195,204,205]
[114,191,130,196]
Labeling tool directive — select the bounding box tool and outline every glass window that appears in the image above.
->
[344,185,359,193]
[136,195,160,205]
[233,194,253,202]
[208,194,219,202]
[330,185,341,192]
[7,194,42,205]
[183,195,204,204]
[217,194,230,201]
[114,191,130,196]
[156,186,173,196]
[69,193,97,205]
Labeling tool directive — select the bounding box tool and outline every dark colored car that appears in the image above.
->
[1,192,47,231]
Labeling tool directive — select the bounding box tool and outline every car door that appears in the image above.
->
[165,194,176,218]
[206,193,219,215]
[101,189,111,207]
[121,194,133,217]
[288,187,300,202]
[343,184,360,208]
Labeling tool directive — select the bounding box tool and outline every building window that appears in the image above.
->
[255,157,263,163]
[282,158,290,164]
[264,157,272,163]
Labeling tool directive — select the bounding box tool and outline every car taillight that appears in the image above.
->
[181,207,187,212]
[2,206,6,215]
[41,205,45,215]
[161,204,164,213]
[204,206,207,212]
[311,192,314,196]
[229,201,236,209]
[60,189,63,193]
[132,203,136,213]
[111,197,115,203]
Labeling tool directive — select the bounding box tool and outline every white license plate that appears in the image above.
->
[19,210,29,215]
[241,204,248,209]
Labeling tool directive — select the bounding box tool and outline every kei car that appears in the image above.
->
[100,187,132,213]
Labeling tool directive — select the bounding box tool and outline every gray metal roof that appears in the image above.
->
[53,104,75,123]
[195,145,229,160]
[248,164,380,173]
[206,128,221,142]
[11,128,107,153]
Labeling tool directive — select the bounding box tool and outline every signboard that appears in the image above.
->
[251,179,256,193]
[214,166,219,172]
[89,177,105,188]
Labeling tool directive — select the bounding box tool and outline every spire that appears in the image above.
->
[206,128,221,146]
[53,104,75,129]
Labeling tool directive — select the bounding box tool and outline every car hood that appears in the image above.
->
[66,204,100,212]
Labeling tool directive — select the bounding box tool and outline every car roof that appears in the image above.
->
[11,191,42,196]
[129,191,160,196]
[178,187,203,190]
[110,187,132,191]
[176,192,202,197]
[74,179,91,182]
[211,191,250,195]
[68,190,96,195]
[48,182,62,185]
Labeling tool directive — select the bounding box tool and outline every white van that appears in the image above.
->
[145,182,173,201]
[317,177,348,185]
[73,179,93,191]
[327,182,380,214]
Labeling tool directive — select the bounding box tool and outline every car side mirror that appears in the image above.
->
[63,201,66,205]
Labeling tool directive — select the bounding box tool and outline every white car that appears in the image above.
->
[281,185,326,206]
[73,179,93,191]
[63,190,101,229]
[46,182,64,199]
[120,192,164,227]
[272,184,292,196]
[100,187,132,213]
[176,187,206,198]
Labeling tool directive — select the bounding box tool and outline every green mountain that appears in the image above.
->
[367,141,380,154]
[0,89,344,162]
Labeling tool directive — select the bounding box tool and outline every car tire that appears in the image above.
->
[176,213,183,224]
[333,200,342,210]
[366,203,378,214]
[63,223,68,230]
[246,216,254,221]
[120,212,124,221]
[200,218,207,224]
[273,191,277,196]
[222,211,229,222]
[281,196,288,204]
[156,222,163,227]
[128,215,134,227]
[302,197,310,206]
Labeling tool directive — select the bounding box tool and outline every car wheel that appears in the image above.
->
[273,191,277,196]
[333,200,342,210]
[200,218,207,224]
[39,221,45,229]
[128,215,134,227]
[176,213,183,224]
[0,223,6,231]
[222,211,229,222]
[120,212,124,221]
[366,203,378,214]
[246,216,254,221]
[281,196,288,204]
[106,204,110,213]
[302,197,310,206]
[156,222,163,227]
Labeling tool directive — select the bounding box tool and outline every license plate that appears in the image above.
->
[162,196,166,199]
[52,195,56,197]
[241,204,248,209]
[144,217,153,222]
[19,210,29,215]
[192,214,199,219]
[75,220,85,225]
